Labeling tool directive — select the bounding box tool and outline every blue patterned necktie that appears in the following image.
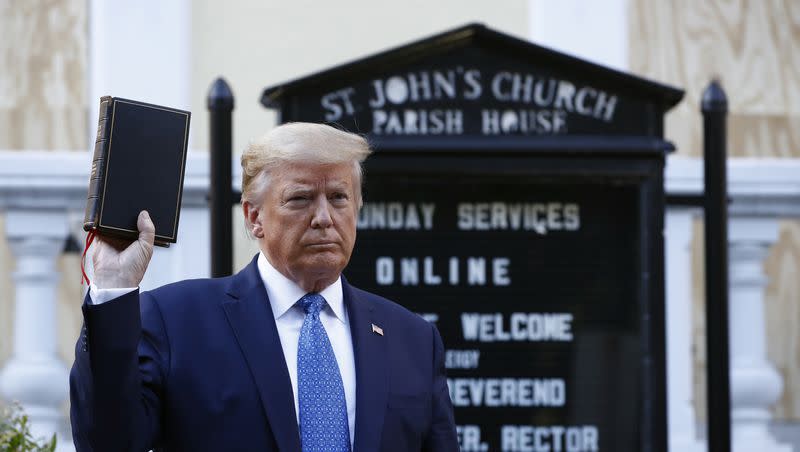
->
[297,293,351,452]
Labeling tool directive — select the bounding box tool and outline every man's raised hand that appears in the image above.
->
[92,210,155,289]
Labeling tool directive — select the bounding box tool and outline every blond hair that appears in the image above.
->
[241,122,372,207]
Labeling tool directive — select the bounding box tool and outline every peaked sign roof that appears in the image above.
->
[260,23,684,145]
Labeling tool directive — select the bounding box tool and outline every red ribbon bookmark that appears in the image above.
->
[81,229,97,286]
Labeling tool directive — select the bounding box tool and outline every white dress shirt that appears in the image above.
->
[88,253,357,446]
[256,253,356,447]
[89,284,136,304]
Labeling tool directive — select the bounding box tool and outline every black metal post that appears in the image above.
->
[702,79,730,452]
[207,78,234,277]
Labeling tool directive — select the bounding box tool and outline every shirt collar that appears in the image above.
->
[256,252,346,324]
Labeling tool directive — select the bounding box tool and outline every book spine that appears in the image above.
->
[83,97,114,231]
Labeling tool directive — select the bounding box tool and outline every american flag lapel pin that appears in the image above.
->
[371,323,384,336]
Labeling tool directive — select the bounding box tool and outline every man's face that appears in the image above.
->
[249,161,358,291]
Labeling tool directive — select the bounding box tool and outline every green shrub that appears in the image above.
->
[0,403,56,452]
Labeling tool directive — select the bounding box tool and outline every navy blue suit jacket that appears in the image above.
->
[70,256,458,451]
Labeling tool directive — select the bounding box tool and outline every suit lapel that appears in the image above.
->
[344,279,388,452]
[222,258,301,452]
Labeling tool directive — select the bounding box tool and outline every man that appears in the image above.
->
[70,122,459,451]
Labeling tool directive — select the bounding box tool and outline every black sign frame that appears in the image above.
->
[260,22,683,452]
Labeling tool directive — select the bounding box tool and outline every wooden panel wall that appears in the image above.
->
[0,0,87,151]
[630,0,800,421]
[631,0,800,157]
[766,222,800,419]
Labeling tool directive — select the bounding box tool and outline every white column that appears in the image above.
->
[88,0,192,148]
[528,0,628,71]
[664,209,706,451]
[0,209,74,451]
[728,217,792,452]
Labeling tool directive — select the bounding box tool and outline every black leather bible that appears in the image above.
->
[83,96,191,247]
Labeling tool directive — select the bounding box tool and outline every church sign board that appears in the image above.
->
[262,24,684,452]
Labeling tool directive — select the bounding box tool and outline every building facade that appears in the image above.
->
[1,0,798,449]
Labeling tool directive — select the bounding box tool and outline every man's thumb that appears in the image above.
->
[138,210,156,246]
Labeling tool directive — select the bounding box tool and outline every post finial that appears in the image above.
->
[207,77,234,110]
[701,79,728,113]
